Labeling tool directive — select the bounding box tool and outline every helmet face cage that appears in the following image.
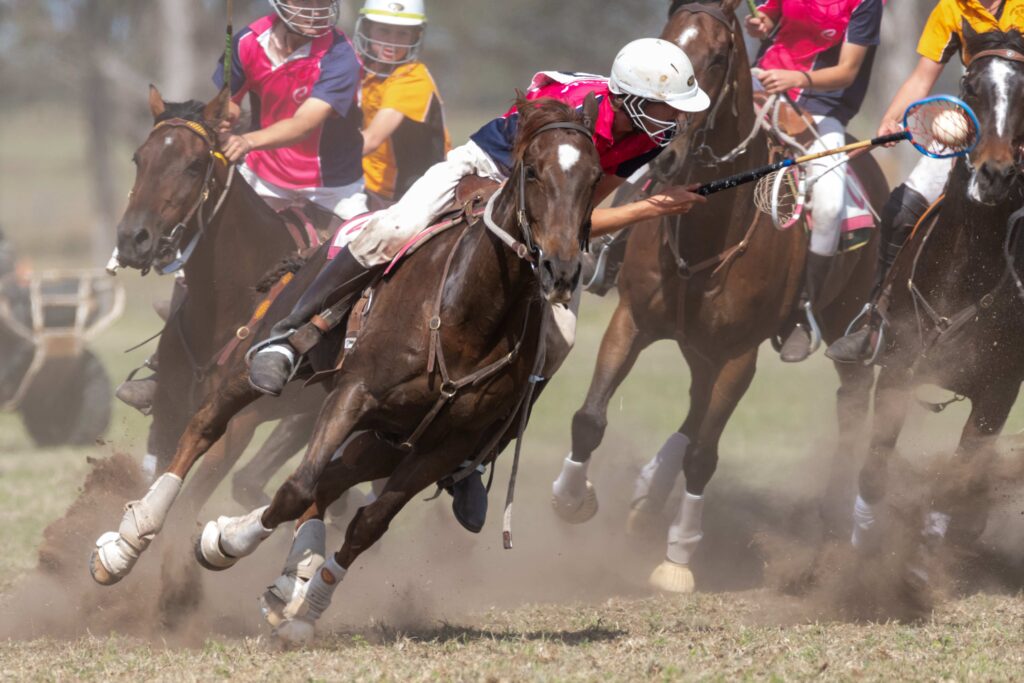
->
[355,17,423,76]
[270,0,340,38]
[621,94,678,147]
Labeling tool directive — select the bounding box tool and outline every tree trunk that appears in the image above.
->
[160,0,197,100]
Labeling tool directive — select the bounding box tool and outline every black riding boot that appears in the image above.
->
[780,252,831,363]
[826,184,930,363]
[450,463,488,533]
[116,278,186,414]
[249,250,376,396]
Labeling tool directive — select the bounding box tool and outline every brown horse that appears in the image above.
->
[96,98,601,643]
[93,86,328,598]
[851,26,1024,561]
[549,0,889,592]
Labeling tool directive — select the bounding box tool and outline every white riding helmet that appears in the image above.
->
[355,0,426,76]
[269,0,340,38]
[608,38,710,146]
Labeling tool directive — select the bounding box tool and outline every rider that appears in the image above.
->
[115,0,365,413]
[247,38,712,528]
[356,0,450,210]
[827,0,1024,363]
[746,0,884,362]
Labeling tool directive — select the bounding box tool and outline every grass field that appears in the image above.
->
[3,106,1024,680]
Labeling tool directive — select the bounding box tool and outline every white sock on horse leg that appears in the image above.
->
[851,495,880,549]
[552,455,590,499]
[666,492,705,565]
[633,432,689,508]
[218,505,274,558]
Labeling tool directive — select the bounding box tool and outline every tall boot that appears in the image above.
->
[780,252,831,363]
[115,278,186,414]
[826,185,930,363]
[249,250,377,396]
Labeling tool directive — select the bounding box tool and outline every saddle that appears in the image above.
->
[752,91,814,141]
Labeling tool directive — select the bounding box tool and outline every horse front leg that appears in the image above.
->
[232,411,317,509]
[259,431,405,630]
[649,348,757,594]
[90,368,264,585]
[852,365,911,552]
[271,440,469,645]
[194,383,369,572]
[552,299,654,523]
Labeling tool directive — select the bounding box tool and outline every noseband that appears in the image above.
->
[135,117,233,275]
[483,120,595,265]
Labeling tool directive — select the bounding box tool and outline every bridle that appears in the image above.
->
[135,117,235,275]
[483,120,596,265]
[965,46,1024,170]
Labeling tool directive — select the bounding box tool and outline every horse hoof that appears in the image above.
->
[625,505,658,537]
[259,588,288,629]
[273,618,315,646]
[89,548,122,586]
[550,481,599,524]
[648,560,696,594]
[194,522,238,572]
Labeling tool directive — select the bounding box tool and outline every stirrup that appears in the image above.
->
[800,299,823,355]
[245,329,297,365]
[841,303,887,366]
[582,237,614,292]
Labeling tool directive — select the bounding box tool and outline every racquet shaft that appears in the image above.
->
[697,131,908,196]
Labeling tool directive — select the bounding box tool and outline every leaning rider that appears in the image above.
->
[115,0,366,413]
[827,0,1024,363]
[356,0,450,210]
[247,37,712,529]
[745,0,884,362]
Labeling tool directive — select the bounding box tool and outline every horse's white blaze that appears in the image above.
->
[989,59,1012,138]
[677,26,699,48]
[558,144,580,172]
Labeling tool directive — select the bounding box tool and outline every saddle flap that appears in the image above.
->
[753,91,812,139]
[454,175,500,212]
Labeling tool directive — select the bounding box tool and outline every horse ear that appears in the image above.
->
[148,84,166,121]
[962,17,979,46]
[719,0,743,13]
[203,86,231,125]
[582,92,599,135]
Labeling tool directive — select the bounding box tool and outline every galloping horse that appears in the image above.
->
[95,86,328,596]
[852,26,1024,556]
[110,97,600,643]
[549,0,889,592]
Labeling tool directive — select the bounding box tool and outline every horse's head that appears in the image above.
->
[510,95,602,304]
[651,0,744,182]
[962,25,1024,205]
[115,85,231,273]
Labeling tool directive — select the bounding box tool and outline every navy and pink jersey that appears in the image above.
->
[470,72,662,178]
[213,15,363,190]
[755,0,883,125]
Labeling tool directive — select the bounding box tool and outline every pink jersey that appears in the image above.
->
[214,15,363,189]
[470,72,661,178]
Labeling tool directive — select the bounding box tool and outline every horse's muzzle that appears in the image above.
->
[969,159,1019,205]
[540,256,581,305]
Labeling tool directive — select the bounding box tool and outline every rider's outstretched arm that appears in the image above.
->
[590,178,706,238]
[876,56,944,137]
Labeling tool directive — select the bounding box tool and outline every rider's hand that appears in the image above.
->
[744,14,775,39]
[646,183,707,216]
[876,119,903,147]
[757,69,807,95]
[221,133,254,163]
[217,101,241,134]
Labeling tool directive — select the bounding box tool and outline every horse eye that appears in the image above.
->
[525,166,538,181]
[186,159,205,176]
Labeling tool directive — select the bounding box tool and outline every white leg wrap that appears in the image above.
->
[263,519,326,617]
[141,454,159,482]
[275,554,347,643]
[666,492,704,566]
[632,432,689,510]
[922,510,951,542]
[96,473,182,577]
[199,505,273,569]
[851,495,880,550]
[552,455,590,501]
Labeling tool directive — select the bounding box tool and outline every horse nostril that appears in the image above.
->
[543,260,555,279]
[134,228,151,247]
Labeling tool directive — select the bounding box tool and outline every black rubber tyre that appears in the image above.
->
[20,349,113,447]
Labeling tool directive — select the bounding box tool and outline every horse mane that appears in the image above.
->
[967,25,1024,56]
[154,99,208,126]
[511,96,582,162]
[253,252,312,293]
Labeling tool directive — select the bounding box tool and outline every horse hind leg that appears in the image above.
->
[232,411,317,510]
[195,383,367,572]
[272,441,468,645]
[650,349,757,594]
[552,300,653,523]
[90,368,264,585]
[260,431,404,629]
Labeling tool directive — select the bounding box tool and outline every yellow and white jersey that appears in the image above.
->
[361,61,451,201]
[917,0,1024,64]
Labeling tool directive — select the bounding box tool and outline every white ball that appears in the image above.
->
[930,108,970,147]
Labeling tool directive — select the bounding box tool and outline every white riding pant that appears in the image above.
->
[347,140,505,267]
[239,163,369,226]
[805,114,848,257]
[904,154,953,205]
